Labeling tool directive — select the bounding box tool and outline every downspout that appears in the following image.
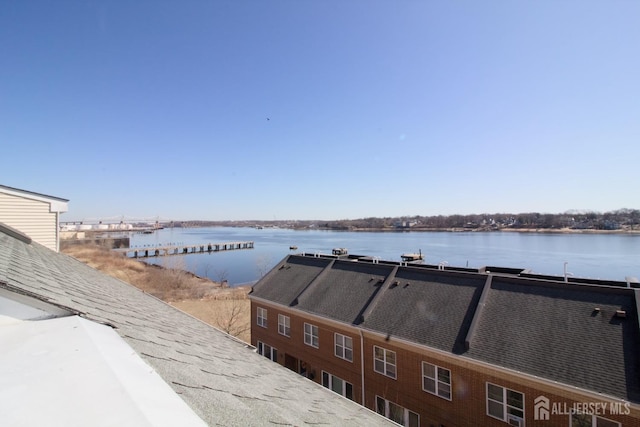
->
[360,329,365,406]
[55,211,60,252]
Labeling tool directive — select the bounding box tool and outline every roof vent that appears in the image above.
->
[390,281,399,288]
[615,310,627,318]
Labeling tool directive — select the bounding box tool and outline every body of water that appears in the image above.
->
[130,227,639,286]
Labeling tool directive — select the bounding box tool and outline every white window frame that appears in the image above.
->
[256,307,267,328]
[321,371,354,400]
[256,341,277,362]
[278,314,290,337]
[570,412,621,427]
[334,333,353,362]
[373,345,396,379]
[422,361,452,400]
[486,382,525,426]
[304,322,319,348]
[375,395,419,427]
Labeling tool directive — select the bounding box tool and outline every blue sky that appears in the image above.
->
[2,1,638,221]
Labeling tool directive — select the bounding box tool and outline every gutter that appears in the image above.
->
[360,329,365,406]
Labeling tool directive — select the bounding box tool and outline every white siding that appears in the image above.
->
[0,193,58,251]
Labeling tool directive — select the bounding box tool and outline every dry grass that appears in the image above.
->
[172,295,251,343]
[62,243,251,342]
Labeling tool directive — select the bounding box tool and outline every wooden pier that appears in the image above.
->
[114,241,254,258]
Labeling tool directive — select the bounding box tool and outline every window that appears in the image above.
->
[322,371,354,400]
[304,323,319,348]
[257,341,277,362]
[422,362,451,400]
[334,333,353,362]
[278,314,290,337]
[375,396,419,427]
[373,345,396,379]
[257,307,267,328]
[486,383,524,425]
[571,413,620,427]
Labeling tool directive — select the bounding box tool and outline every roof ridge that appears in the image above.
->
[292,258,336,307]
[355,265,399,325]
[0,222,32,244]
[463,274,493,352]
[0,184,69,202]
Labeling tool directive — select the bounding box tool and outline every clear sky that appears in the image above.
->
[2,1,638,222]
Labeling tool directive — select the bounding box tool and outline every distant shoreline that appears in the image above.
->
[74,224,640,235]
[497,228,640,234]
[316,227,640,234]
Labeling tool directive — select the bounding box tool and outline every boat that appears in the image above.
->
[289,246,298,250]
[401,249,424,264]
[332,248,348,256]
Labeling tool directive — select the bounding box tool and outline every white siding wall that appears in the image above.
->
[0,192,58,251]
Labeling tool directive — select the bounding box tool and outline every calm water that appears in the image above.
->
[131,227,639,286]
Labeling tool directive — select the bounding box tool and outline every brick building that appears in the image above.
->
[249,253,640,427]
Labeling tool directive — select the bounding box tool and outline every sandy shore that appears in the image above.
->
[498,227,640,234]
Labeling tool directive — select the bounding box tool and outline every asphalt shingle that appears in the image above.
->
[0,231,394,426]
[297,260,396,324]
[250,255,332,306]
[467,277,640,402]
[362,268,486,353]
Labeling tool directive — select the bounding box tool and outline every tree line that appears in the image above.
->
[317,209,640,231]
[165,209,640,232]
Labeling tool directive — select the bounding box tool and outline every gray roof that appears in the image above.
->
[251,254,640,403]
[253,255,332,306]
[296,261,396,324]
[0,184,69,202]
[362,268,486,353]
[0,228,394,426]
[466,276,640,402]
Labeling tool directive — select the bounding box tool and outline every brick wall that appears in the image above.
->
[251,300,640,427]
[252,301,365,404]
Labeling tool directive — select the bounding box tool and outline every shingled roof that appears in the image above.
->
[362,268,486,354]
[250,253,640,403]
[466,276,640,402]
[296,261,396,324]
[0,226,394,426]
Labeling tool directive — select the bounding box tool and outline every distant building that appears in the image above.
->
[0,184,68,251]
[395,220,417,229]
[250,253,640,427]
